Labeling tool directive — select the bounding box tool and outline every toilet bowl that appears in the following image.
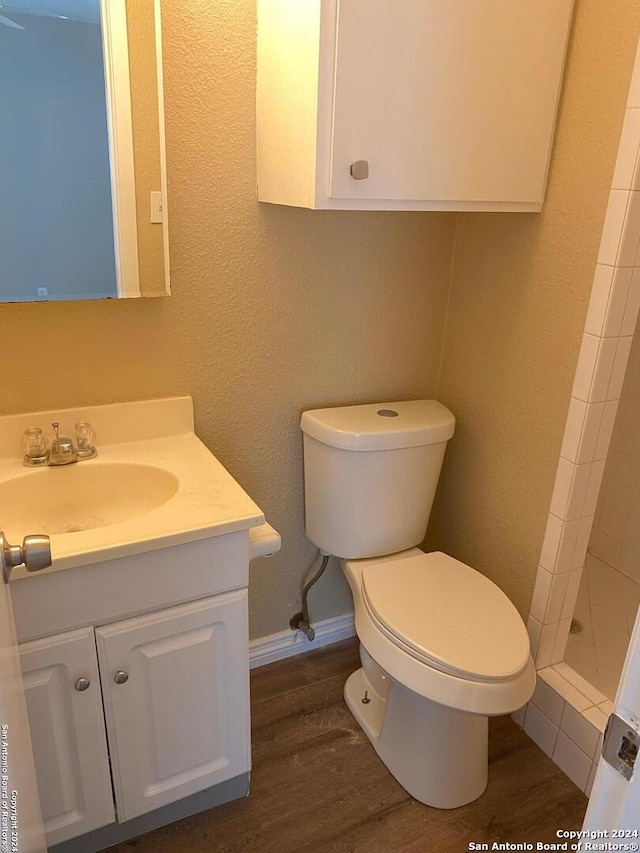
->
[300,400,535,809]
[341,548,535,808]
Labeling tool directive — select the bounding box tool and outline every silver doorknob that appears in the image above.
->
[74,678,90,692]
[1,532,51,584]
[114,671,129,685]
[22,535,52,573]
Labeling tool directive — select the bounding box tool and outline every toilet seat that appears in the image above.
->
[361,551,530,684]
[342,551,536,715]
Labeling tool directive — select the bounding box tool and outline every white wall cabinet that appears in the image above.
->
[19,628,115,847]
[257,0,574,212]
[17,587,250,848]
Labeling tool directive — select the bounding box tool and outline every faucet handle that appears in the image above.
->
[22,427,49,467]
[49,422,77,465]
[75,421,97,460]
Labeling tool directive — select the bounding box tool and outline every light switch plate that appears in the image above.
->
[151,192,163,224]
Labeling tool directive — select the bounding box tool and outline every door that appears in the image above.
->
[0,565,46,852]
[329,0,573,203]
[583,607,640,830]
[96,591,250,822]
[19,628,114,846]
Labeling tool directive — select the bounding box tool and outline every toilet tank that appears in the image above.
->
[300,400,455,559]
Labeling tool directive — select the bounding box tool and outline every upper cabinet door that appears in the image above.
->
[19,627,114,847]
[256,0,574,210]
[329,0,573,205]
[96,592,250,822]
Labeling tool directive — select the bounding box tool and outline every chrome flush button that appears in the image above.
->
[377,409,399,418]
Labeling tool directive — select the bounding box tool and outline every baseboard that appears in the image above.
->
[249,612,356,669]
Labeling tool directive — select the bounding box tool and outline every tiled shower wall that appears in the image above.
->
[528,58,640,677]
[590,310,640,582]
[564,313,640,699]
[515,41,640,794]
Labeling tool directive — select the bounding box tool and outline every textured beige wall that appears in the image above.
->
[426,0,640,617]
[127,0,166,297]
[0,1,457,638]
[3,0,633,637]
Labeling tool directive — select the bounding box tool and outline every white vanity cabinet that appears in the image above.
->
[1,397,276,852]
[96,592,249,823]
[12,530,256,852]
[257,0,574,212]
[18,628,115,847]
[18,591,249,847]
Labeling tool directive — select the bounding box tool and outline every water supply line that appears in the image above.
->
[289,550,330,641]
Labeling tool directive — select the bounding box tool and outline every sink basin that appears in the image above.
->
[0,463,179,538]
[0,398,266,573]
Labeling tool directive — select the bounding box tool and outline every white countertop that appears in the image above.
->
[0,398,266,576]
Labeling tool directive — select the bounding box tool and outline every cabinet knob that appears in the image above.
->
[74,677,90,692]
[350,160,369,180]
[114,671,129,685]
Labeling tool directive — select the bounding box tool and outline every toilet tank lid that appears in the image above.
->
[300,400,455,451]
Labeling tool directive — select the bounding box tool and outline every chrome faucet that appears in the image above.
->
[22,422,98,467]
[49,422,78,466]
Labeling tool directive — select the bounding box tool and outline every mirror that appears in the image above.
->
[0,0,170,302]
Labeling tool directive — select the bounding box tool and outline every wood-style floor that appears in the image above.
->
[109,639,587,853]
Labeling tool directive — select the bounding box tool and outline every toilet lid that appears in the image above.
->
[361,552,530,683]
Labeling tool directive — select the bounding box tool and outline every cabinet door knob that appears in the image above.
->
[74,677,90,692]
[114,671,129,685]
[350,160,369,180]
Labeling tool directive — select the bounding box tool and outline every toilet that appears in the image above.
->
[300,400,535,809]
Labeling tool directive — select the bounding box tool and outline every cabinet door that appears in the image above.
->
[329,0,572,203]
[96,591,249,822]
[19,628,115,847]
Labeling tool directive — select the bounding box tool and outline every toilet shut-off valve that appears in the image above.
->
[289,552,330,641]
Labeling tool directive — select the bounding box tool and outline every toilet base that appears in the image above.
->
[344,667,488,809]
